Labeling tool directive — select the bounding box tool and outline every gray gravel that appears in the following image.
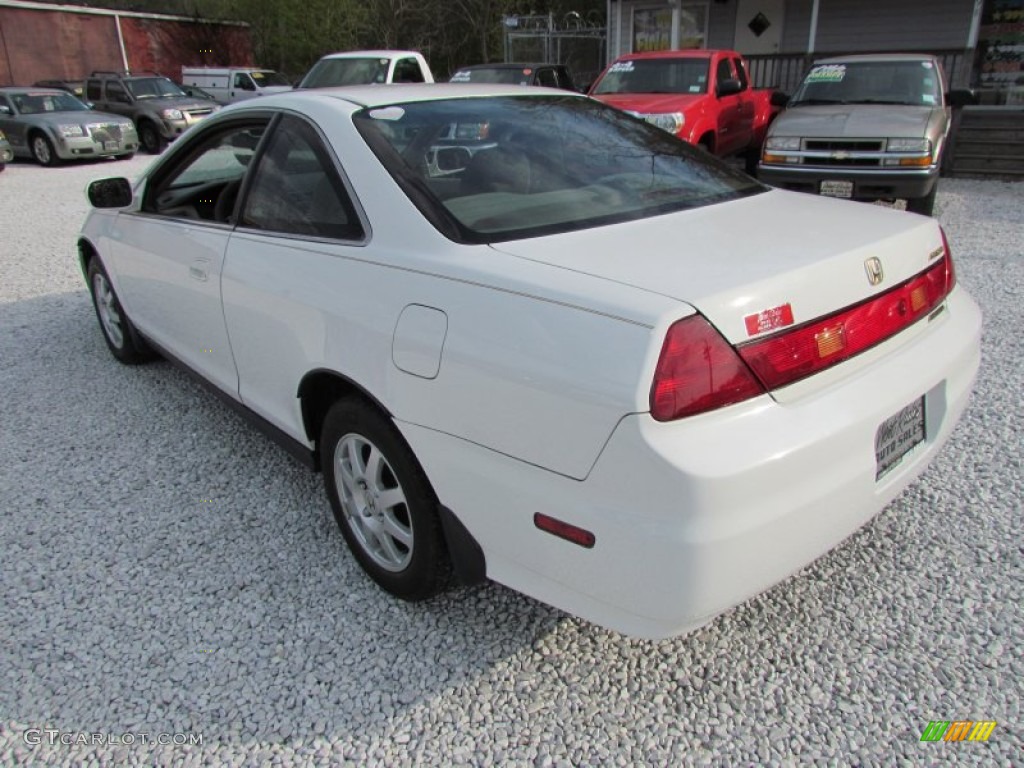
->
[1,154,1021,766]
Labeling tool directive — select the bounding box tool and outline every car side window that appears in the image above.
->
[146,121,269,222]
[536,68,558,88]
[240,115,364,241]
[86,80,102,101]
[733,58,749,90]
[716,59,734,87]
[394,58,424,84]
[107,81,130,104]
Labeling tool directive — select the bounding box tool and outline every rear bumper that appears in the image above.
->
[401,287,980,639]
[758,163,939,200]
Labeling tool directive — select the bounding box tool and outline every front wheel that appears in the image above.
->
[322,398,449,601]
[31,133,58,166]
[86,259,155,364]
[138,122,167,155]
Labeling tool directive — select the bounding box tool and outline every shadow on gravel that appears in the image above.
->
[0,292,566,745]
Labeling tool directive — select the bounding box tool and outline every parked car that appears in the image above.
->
[181,67,291,104]
[0,128,11,170]
[179,84,218,102]
[758,54,976,216]
[449,63,576,90]
[79,84,980,639]
[589,49,784,172]
[0,87,137,166]
[297,50,434,88]
[33,79,86,99]
[84,70,218,154]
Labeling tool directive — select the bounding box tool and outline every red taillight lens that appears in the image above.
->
[941,227,956,294]
[739,236,956,390]
[650,315,766,421]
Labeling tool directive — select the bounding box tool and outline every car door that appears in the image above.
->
[714,57,745,156]
[730,55,757,150]
[105,117,270,394]
[221,113,368,439]
[100,80,134,119]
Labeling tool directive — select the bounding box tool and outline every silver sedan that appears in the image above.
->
[0,87,138,166]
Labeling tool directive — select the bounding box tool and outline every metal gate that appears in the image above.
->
[503,13,606,89]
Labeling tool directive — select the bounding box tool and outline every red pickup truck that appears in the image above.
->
[589,49,781,171]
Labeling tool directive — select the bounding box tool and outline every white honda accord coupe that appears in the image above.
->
[79,85,981,639]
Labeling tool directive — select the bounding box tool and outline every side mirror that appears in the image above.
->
[718,78,743,97]
[0,104,11,115]
[88,178,133,208]
[770,90,790,108]
[240,79,256,91]
[947,89,977,108]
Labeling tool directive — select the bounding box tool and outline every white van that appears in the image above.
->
[181,67,292,104]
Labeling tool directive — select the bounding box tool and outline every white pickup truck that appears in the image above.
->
[296,50,434,88]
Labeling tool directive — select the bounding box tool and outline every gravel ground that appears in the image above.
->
[1,154,1021,766]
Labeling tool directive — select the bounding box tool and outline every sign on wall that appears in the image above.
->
[632,4,707,52]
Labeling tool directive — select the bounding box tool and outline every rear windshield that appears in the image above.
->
[353,95,764,243]
[790,60,943,107]
[592,58,710,95]
[300,58,390,88]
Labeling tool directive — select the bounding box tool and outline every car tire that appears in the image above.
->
[138,122,167,155]
[86,258,155,364]
[321,398,450,601]
[906,186,937,216]
[30,133,58,167]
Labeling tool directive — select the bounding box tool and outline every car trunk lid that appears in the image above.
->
[488,189,948,349]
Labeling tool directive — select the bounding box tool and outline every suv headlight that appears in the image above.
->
[161,108,184,120]
[642,112,684,134]
[887,138,930,153]
[765,136,802,151]
[121,122,137,134]
[0,129,6,140]
[57,124,85,138]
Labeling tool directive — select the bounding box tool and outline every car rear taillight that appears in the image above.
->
[650,316,766,421]
[739,232,957,391]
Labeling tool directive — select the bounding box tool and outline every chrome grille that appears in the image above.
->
[804,139,885,152]
[86,123,123,141]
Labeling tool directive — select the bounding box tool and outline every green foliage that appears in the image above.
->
[126,0,607,80]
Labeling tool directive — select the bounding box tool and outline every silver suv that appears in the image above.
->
[85,71,218,154]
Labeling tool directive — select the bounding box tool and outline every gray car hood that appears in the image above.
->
[771,104,940,138]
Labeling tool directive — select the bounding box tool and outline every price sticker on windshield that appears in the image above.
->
[806,64,846,83]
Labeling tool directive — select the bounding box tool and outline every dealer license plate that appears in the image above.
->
[820,180,854,198]
[875,397,925,480]
[103,141,119,151]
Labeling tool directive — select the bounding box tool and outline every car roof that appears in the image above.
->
[224,83,584,111]
[812,53,939,64]
[316,50,423,60]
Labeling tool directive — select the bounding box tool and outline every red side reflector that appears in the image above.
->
[534,513,595,548]
[739,241,955,390]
